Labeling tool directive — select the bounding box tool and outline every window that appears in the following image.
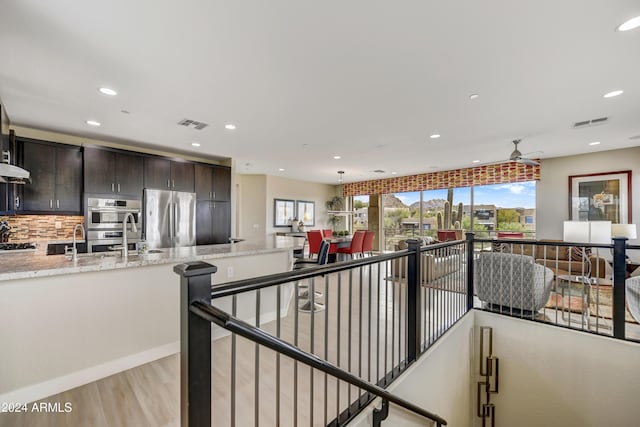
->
[472,181,536,238]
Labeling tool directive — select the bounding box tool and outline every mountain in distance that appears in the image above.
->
[383,194,407,208]
[409,199,447,210]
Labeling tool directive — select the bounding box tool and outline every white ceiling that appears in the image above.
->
[1,0,639,184]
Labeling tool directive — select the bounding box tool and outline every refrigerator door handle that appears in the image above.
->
[173,202,178,239]
[167,203,173,238]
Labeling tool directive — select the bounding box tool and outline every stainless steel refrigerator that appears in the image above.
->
[144,189,196,248]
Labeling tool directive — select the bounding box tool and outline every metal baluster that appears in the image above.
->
[384,260,388,384]
[276,285,281,426]
[294,285,299,427]
[255,290,260,427]
[358,266,364,404]
[368,264,373,384]
[324,275,329,427]
[391,260,396,375]
[376,263,381,384]
[310,277,315,427]
[231,295,237,427]
[336,273,342,420]
[347,269,353,412]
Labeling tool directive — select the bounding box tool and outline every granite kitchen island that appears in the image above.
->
[0,236,300,404]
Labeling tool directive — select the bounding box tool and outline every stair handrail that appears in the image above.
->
[190,300,448,426]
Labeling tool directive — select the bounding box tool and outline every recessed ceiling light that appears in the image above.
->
[191,142,201,147]
[472,160,480,163]
[391,171,397,175]
[225,124,236,130]
[86,120,101,127]
[618,16,640,32]
[430,134,441,139]
[278,168,285,172]
[603,90,623,98]
[469,94,479,100]
[589,141,601,146]
[98,87,117,96]
[333,155,341,160]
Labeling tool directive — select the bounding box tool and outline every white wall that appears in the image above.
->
[237,174,338,237]
[265,175,338,236]
[474,311,640,427]
[349,313,474,427]
[537,147,640,242]
[0,251,290,404]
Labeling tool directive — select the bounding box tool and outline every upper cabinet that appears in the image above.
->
[84,146,143,197]
[144,157,194,192]
[195,164,231,201]
[18,138,82,214]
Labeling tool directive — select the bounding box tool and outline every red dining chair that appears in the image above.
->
[437,230,459,242]
[497,231,524,239]
[306,230,324,258]
[362,230,375,256]
[337,230,365,260]
[321,229,338,255]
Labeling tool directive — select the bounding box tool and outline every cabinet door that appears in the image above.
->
[83,146,115,194]
[212,201,231,244]
[144,157,171,190]
[115,152,143,196]
[55,146,82,212]
[212,167,231,201]
[171,161,194,192]
[194,164,213,200]
[196,200,213,245]
[22,142,56,211]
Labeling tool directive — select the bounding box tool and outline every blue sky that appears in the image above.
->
[386,181,536,209]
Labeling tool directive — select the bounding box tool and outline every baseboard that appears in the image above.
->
[0,341,180,405]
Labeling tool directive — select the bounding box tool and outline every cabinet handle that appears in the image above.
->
[56,200,60,209]
[172,179,175,188]
[15,196,20,209]
[167,179,170,188]
[117,183,121,193]
[111,183,115,192]
[50,200,53,209]
[213,191,216,199]
[209,191,212,199]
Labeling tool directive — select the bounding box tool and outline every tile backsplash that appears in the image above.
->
[0,215,84,242]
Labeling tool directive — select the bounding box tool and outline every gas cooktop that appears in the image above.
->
[0,243,36,251]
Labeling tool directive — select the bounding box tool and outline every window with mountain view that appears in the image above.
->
[380,181,536,250]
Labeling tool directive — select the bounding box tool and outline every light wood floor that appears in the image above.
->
[2,259,638,427]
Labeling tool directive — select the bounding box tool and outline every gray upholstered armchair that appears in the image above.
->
[626,276,640,324]
[475,252,554,314]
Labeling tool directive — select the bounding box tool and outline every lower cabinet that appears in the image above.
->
[196,200,230,245]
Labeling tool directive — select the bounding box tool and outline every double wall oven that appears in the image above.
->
[86,198,142,253]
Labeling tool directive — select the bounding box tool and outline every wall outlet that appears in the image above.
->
[227,266,234,278]
[55,221,62,229]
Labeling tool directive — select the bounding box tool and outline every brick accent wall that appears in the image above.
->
[0,215,84,242]
[343,162,540,197]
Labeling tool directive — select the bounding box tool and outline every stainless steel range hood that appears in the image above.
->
[0,151,30,184]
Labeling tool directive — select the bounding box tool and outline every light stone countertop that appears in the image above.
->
[0,236,302,282]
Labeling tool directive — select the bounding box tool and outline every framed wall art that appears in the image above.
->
[273,198,296,227]
[568,170,632,224]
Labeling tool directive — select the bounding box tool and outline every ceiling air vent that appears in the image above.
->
[573,116,609,129]
[372,169,386,174]
[177,119,209,130]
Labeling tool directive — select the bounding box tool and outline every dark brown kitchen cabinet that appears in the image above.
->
[212,167,231,201]
[19,138,82,213]
[144,157,194,192]
[196,200,230,245]
[84,146,143,197]
[194,164,231,201]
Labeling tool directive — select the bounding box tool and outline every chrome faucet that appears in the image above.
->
[122,213,137,258]
[66,224,85,262]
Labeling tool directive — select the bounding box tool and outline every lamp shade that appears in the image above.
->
[563,220,612,243]
[611,223,637,239]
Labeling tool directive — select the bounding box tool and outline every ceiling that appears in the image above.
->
[1,0,639,184]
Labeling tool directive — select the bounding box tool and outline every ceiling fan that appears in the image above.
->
[503,139,540,166]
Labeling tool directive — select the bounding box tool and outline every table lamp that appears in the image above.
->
[563,221,612,277]
[611,224,637,240]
